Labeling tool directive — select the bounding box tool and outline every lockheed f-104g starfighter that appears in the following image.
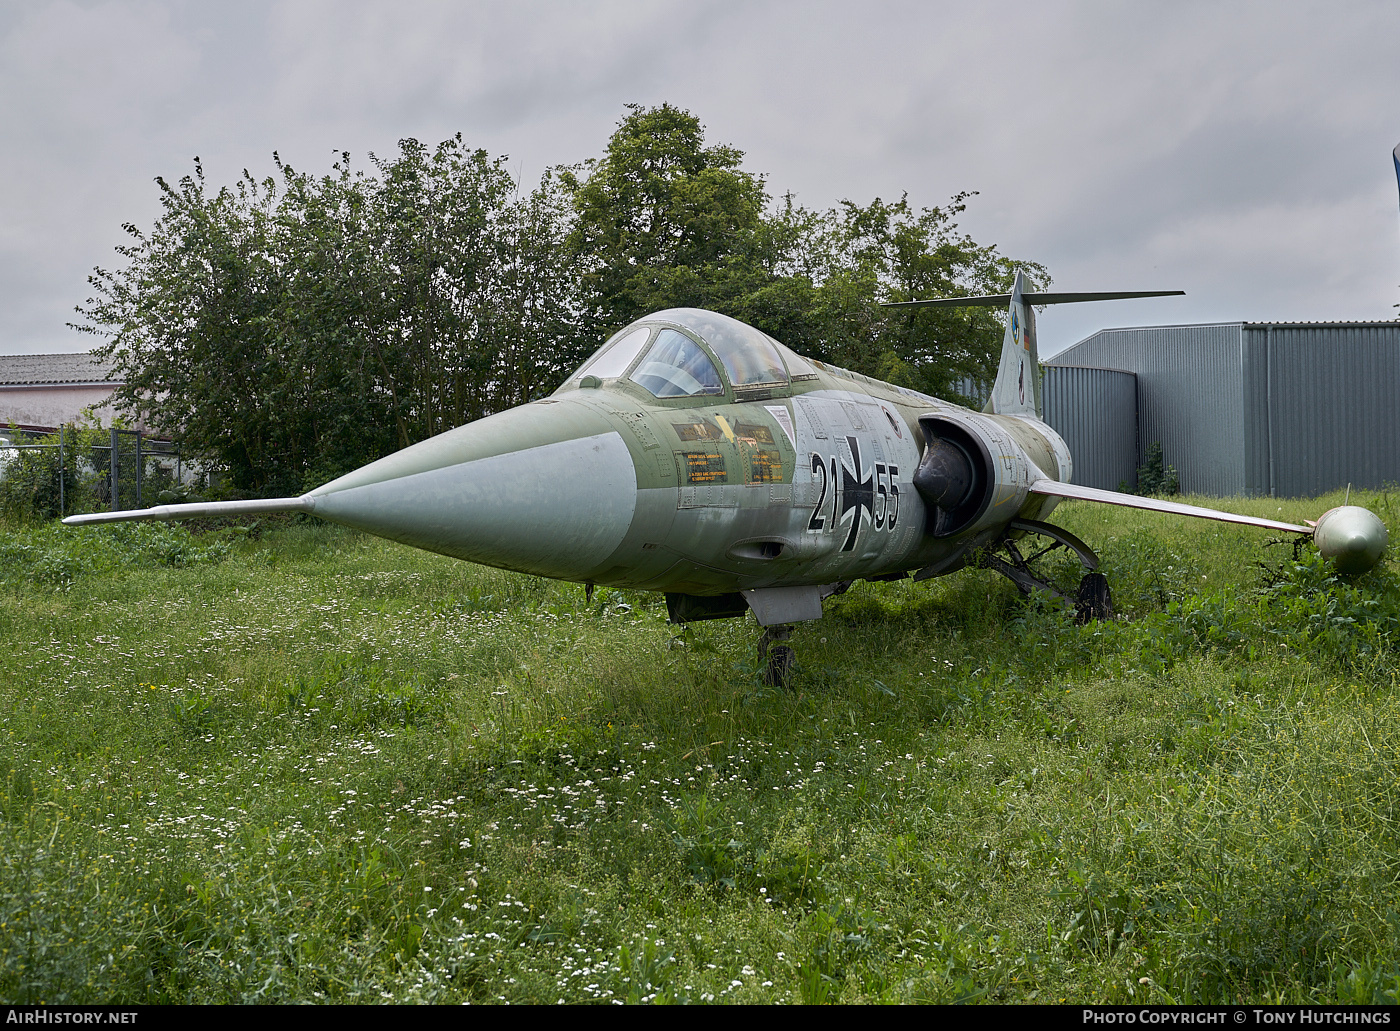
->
[66,272,1388,681]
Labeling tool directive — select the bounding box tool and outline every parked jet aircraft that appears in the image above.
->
[65,272,1388,681]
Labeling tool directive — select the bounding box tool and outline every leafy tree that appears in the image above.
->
[75,161,303,491]
[367,138,513,440]
[266,152,398,487]
[562,103,776,333]
[486,170,594,409]
[564,105,1048,402]
[797,192,1045,402]
[76,140,584,494]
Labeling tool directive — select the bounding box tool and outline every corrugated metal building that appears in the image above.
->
[1048,322,1400,497]
[1042,365,1138,491]
[956,367,1139,491]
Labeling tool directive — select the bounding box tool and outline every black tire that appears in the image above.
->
[1075,572,1114,624]
[763,644,795,687]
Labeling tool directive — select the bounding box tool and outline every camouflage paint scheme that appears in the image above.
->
[301,305,1069,608]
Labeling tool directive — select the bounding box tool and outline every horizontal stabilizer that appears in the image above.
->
[884,290,1184,309]
[1028,480,1310,534]
[62,497,314,526]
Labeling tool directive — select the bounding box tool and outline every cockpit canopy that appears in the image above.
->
[561,308,815,400]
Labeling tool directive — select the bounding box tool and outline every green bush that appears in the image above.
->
[0,424,193,524]
[1134,441,1180,496]
[0,424,122,523]
[1,435,69,523]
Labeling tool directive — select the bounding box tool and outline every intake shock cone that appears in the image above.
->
[914,437,976,536]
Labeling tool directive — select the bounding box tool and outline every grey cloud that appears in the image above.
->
[3,0,1399,357]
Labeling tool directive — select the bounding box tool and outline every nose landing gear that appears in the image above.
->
[757,624,795,687]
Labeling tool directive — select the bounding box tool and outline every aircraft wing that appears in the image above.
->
[1028,479,1311,534]
[63,482,1310,536]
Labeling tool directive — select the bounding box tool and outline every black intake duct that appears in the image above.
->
[913,417,993,537]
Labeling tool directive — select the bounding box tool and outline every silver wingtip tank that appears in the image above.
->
[1312,506,1388,574]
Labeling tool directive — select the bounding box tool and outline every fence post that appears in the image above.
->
[58,426,65,518]
[135,431,143,509]
[110,426,119,511]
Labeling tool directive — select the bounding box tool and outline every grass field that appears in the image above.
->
[3,490,1400,1004]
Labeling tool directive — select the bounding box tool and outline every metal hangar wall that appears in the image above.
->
[1041,366,1137,492]
[1046,321,1400,498]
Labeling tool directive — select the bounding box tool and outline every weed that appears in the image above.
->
[3,491,1399,1002]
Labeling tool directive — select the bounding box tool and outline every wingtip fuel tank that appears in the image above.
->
[1312,505,1389,574]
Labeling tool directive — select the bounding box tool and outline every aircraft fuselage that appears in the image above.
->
[304,353,1072,605]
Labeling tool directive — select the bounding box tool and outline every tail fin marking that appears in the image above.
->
[988,271,1040,418]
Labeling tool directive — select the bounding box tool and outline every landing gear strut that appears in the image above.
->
[975,518,1114,622]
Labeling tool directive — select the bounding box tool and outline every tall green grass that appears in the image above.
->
[2,491,1399,1003]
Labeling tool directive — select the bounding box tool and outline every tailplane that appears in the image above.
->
[883,277,1183,418]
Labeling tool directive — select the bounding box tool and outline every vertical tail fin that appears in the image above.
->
[987,271,1041,418]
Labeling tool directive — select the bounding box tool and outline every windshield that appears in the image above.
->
[571,325,652,382]
[563,308,800,397]
[644,308,788,388]
[630,329,724,398]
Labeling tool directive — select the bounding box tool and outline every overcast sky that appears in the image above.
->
[4,0,1399,360]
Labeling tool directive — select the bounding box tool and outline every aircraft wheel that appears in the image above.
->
[1074,572,1114,624]
[758,625,795,687]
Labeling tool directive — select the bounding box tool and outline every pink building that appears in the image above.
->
[0,353,128,433]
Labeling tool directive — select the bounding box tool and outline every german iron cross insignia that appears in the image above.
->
[839,435,875,552]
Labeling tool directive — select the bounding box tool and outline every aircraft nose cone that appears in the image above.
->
[304,401,637,580]
[1313,505,1388,574]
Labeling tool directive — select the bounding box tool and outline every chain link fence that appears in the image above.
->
[0,426,194,522]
